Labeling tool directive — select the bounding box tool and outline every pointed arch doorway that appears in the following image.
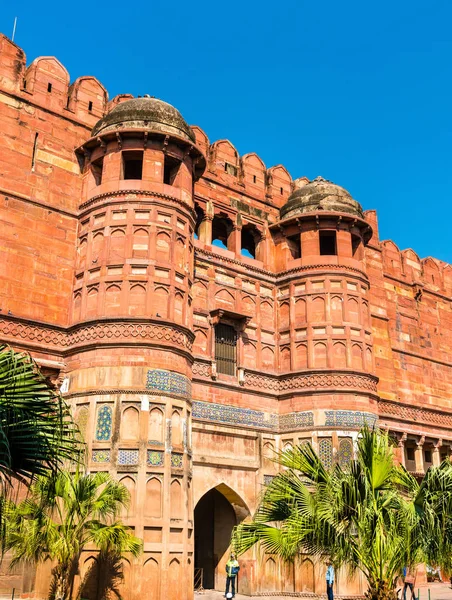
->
[194,484,249,591]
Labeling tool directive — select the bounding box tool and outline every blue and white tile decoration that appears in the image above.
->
[146,369,191,399]
[147,450,164,466]
[118,449,139,465]
[95,405,112,441]
[325,411,377,428]
[192,401,278,430]
[279,412,314,430]
[171,453,183,469]
[92,449,110,463]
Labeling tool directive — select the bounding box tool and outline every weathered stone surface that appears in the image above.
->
[0,33,449,599]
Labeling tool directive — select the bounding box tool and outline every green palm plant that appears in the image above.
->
[0,344,79,481]
[0,344,80,545]
[232,427,452,600]
[6,470,142,600]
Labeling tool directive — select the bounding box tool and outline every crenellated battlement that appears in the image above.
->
[380,238,452,294]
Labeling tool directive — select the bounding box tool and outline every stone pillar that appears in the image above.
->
[396,432,407,466]
[415,436,425,473]
[198,215,212,244]
[432,439,442,467]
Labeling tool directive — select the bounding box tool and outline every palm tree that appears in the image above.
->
[0,344,80,544]
[232,427,452,600]
[6,469,142,600]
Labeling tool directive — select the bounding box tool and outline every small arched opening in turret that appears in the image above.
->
[121,150,143,180]
[212,215,233,251]
[352,234,363,259]
[163,154,181,185]
[91,156,104,186]
[287,234,301,260]
[319,230,337,256]
[194,203,205,240]
[241,224,261,259]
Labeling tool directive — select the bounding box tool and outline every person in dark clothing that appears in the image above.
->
[225,553,240,598]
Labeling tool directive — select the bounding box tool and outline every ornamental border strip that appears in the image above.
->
[0,316,194,353]
[79,189,195,214]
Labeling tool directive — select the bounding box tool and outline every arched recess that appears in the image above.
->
[119,476,136,516]
[296,557,315,593]
[132,227,149,258]
[280,346,291,372]
[109,228,125,261]
[295,298,306,322]
[261,300,273,325]
[73,292,82,323]
[152,286,169,319]
[243,338,257,367]
[311,296,325,322]
[261,346,275,369]
[262,557,277,592]
[105,283,121,316]
[143,557,160,600]
[86,286,99,319]
[333,342,347,369]
[129,283,146,317]
[167,558,181,600]
[79,555,99,600]
[347,297,360,324]
[192,280,207,308]
[121,406,139,441]
[194,484,250,591]
[295,343,308,370]
[193,328,208,355]
[174,291,184,324]
[330,295,343,322]
[78,237,88,270]
[170,479,183,519]
[145,477,162,518]
[156,231,171,263]
[314,341,327,368]
[148,407,164,443]
[171,410,182,447]
[215,288,235,308]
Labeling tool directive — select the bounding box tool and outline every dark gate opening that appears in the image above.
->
[194,489,237,590]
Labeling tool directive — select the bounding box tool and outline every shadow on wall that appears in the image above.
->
[77,553,124,600]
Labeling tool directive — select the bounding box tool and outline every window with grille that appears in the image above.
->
[215,324,237,376]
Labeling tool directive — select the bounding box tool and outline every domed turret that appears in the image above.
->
[280,176,364,221]
[92,96,196,143]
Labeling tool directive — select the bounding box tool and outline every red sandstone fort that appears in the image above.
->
[1,34,452,600]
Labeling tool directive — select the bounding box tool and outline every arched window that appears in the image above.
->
[241,224,261,259]
[194,203,204,240]
[212,216,233,250]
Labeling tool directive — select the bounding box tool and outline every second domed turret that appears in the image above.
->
[280,176,364,221]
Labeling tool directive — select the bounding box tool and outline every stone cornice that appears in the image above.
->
[192,361,379,397]
[378,398,452,430]
[0,315,194,357]
[195,247,368,284]
[79,189,196,222]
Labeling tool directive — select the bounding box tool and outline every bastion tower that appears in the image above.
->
[68,97,205,600]
[273,178,378,469]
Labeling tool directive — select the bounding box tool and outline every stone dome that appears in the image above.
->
[280,177,364,220]
[92,96,196,143]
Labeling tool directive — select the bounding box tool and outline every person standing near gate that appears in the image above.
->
[326,561,335,600]
[225,553,240,598]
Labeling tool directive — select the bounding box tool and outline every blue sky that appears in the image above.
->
[2,0,451,262]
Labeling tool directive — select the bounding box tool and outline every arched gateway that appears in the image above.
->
[194,484,250,591]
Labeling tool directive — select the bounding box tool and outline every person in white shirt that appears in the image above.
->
[326,562,335,600]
